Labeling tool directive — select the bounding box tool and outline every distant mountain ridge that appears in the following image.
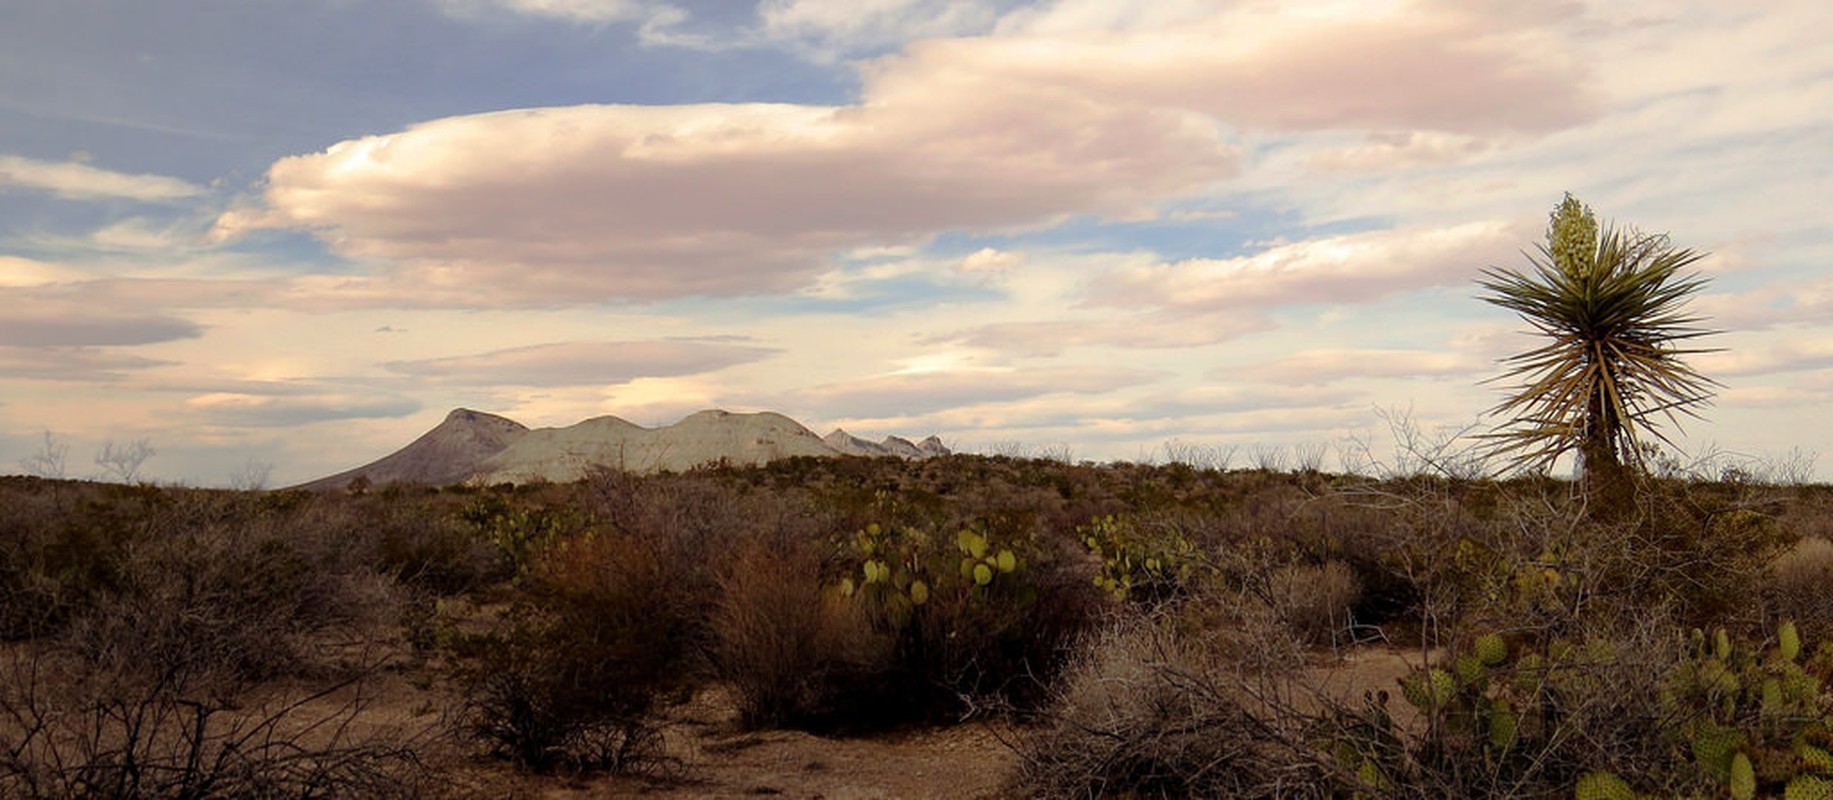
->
[293,408,950,490]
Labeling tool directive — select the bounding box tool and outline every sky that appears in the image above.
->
[2,0,1830,487]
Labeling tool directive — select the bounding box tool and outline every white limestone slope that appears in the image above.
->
[475,410,845,483]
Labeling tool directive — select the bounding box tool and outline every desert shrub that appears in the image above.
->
[369,501,507,594]
[0,486,424,798]
[709,535,882,729]
[450,530,700,774]
[1012,615,1332,799]
[450,491,584,583]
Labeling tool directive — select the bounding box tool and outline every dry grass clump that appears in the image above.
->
[1768,535,1833,637]
[1261,561,1363,648]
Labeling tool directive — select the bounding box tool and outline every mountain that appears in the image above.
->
[293,408,528,491]
[295,408,949,489]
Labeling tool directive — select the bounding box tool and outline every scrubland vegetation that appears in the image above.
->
[7,195,1824,798]
[2,446,1831,798]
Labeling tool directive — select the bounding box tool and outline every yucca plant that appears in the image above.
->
[1478,194,1719,495]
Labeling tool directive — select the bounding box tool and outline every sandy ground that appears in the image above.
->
[10,642,1419,799]
[419,646,1424,799]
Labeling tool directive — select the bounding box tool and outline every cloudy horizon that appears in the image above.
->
[3,0,1829,486]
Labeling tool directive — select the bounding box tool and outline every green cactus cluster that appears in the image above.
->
[838,522,932,612]
[1079,514,1197,602]
[454,495,580,579]
[1580,621,1833,799]
[836,522,1024,612]
[955,528,1019,588]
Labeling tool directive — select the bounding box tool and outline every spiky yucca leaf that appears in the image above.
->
[1477,195,1719,475]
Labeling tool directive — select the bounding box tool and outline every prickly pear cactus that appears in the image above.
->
[1731,751,1758,800]
[1399,668,1457,710]
[1573,771,1636,800]
[1662,620,1833,798]
[1079,514,1195,603]
[1787,775,1833,800]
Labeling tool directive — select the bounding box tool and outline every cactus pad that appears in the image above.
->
[1573,771,1635,800]
[1787,775,1833,800]
[1475,633,1508,666]
[1400,668,1456,709]
[1731,752,1757,800]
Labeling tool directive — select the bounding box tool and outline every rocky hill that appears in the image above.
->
[294,408,949,490]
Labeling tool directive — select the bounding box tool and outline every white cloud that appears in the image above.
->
[0,155,203,202]
[1243,348,1482,386]
[0,256,88,287]
[1090,221,1527,313]
[946,313,1275,357]
[957,247,1025,274]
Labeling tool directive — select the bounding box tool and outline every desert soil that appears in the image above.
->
[275,645,1423,798]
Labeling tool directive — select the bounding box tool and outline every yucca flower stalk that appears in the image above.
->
[1478,195,1720,488]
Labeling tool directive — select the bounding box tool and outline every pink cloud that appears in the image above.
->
[383,339,776,386]
[212,2,1590,307]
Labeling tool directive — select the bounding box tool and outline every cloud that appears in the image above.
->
[1090,221,1526,312]
[216,1,1594,308]
[887,2,1593,137]
[0,347,173,382]
[382,339,776,387]
[0,155,203,202]
[791,365,1160,418]
[1243,348,1483,386]
[946,312,1275,357]
[0,301,203,347]
[432,0,646,23]
[1696,340,1833,378]
[957,247,1026,274]
[0,256,88,287]
[758,0,998,59]
[1718,385,1828,410]
[1308,131,1492,173]
[183,391,421,427]
[213,93,1236,305]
